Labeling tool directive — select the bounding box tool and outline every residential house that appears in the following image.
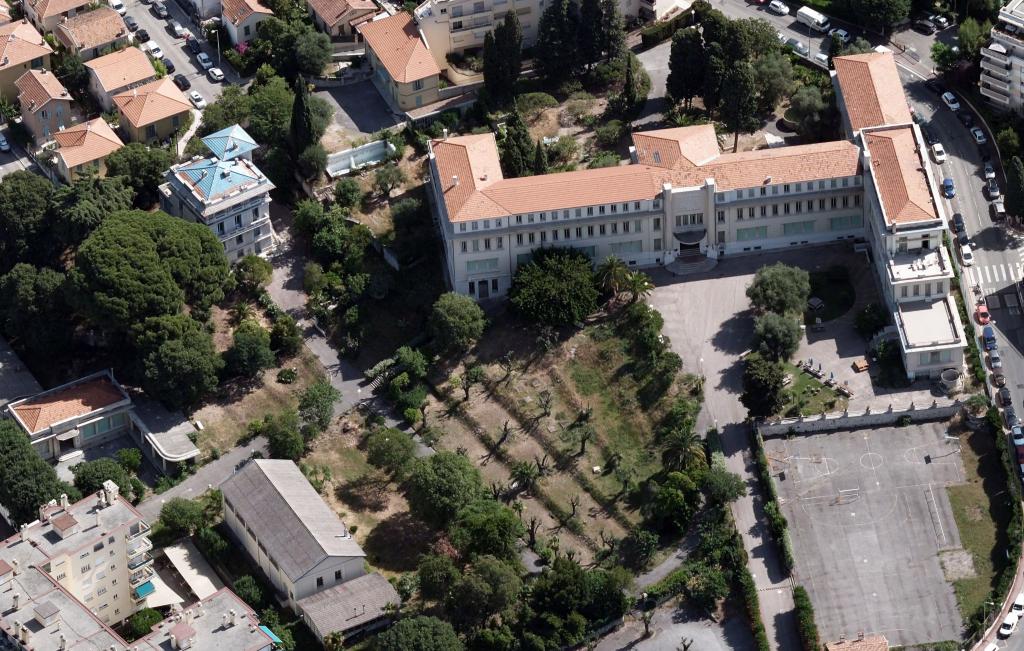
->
[159,124,276,261]
[425,50,965,381]
[15,69,72,145]
[0,21,51,102]
[23,0,91,34]
[979,0,1024,112]
[85,47,157,111]
[54,7,130,61]
[359,12,440,111]
[0,485,275,651]
[222,0,273,44]
[308,0,376,38]
[220,459,399,642]
[52,117,123,182]
[113,77,192,144]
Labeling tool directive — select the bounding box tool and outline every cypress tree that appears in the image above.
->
[533,139,548,175]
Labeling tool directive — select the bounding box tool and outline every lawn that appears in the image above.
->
[804,266,856,325]
[781,362,848,416]
[946,423,1016,621]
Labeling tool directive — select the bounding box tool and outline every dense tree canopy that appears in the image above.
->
[374,616,464,651]
[666,28,704,108]
[509,248,599,326]
[366,428,417,478]
[132,314,224,409]
[754,312,801,361]
[445,556,523,631]
[0,421,80,524]
[127,609,163,639]
[448,499,525,560]
[428,293,487,353]
[104,144,174,208]
[482,11,523,107]
[406,451,485,527]
[0,264,73,359]
[741,354,786,417]
[0,171,56,269]
[298,380,340,437]
[51,174,135,247]
[226,319,275,378]
[746,262,810,315]
[71,458,133,498]
[159,497,206,534]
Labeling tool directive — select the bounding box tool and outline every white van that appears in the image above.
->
[1014,591,1024,613]
[797,6,830,32]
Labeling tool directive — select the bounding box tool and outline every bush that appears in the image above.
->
[366,428,417,478]
[509,247,599,326]
[428,292,487,353]
[232,575,266,610]
[793,586,820,651]
[263,410,305,460]
[619,528,659,570]
[127,608,163,639]
[226,319,275,378]
[196,526,228,559]
[854,303,888,340]
[334,177,363,209]
[270,314,302,357]
[116,447,143,474]
[640,12,692,48]
[516,92,558,118]
[595,120,625,148]
[159,497,205,535]
[740,353,786,418]
[753,312,801,362]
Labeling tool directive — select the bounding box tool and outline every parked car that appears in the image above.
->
[1012,426,1024,448]
[942,177,956,198]
[1017,446,1024,477]
[992,200,1007,222]
[813,52,829,66]
[109,0,126,14]
[153,1,168,18]
[991,348,1003,370]
[785,37,809,56]
[828,27,851,43]
[124,15,138,30]
[187,36,203,55]
[170,20,186,38]
[196,52,213,70]
[1015,591,1024,614]
[189,90,206,109]
[1005,612,1023,638]
[921,125,938,145]
[984,324,998,350]
[0,135,11,153]
[1006,406,1019,429]
[976,303,991,324]
[984,161,996,180]
[929,13,950,28]
[163,58,175,73]
[925,78,944,94]
[1000,387,1013,407]
[988,178,1001,199]
[957,111,975,127]
[145,41,163,59]
[136,28,149,42]
[971,127,987,144]
[913,19,937,34]
[207,67,224,82]
[957,231,970,247]
[995,373,1007,388]
[952,212,965,233]
[961,243,974,266]
[768,0,790,13]
[931,142,947,163]
[172,73,191,90]
[942,91,961,111]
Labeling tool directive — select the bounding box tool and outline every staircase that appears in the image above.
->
[666,250,718,276]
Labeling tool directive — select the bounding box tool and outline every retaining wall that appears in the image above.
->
[756,400,962,437]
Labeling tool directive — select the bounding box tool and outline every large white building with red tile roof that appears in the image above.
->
[427,50,964,380]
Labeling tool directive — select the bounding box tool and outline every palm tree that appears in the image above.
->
[624,270,655,304]
[661,427,707,472]
[596,256,629,296]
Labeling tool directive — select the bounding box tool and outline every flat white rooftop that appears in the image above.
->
[888,248,953,282]
[897,296,964,350]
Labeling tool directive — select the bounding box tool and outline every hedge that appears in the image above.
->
[750,429,796,574]
[639,12,693,49]
[792,586,820,651]
[739,564,772,651]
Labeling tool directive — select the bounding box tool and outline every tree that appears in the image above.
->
[789,85,827,139]
[233,575,266,610]
[533,139,549,175]
[0,171,56,269]
[855,0,909,31]
[931,42,960,74]
[958,17,989,61]
[841,37,874,55]
[644,470,700,533]
[334,177,363,209]
[127,608,163,639]
[624,270,654,304]
[608,53,646,120]
[51,173,135,248]
[374,162,407,196]
[418,554,459,600]
[116,448,143,474]
[703,465,746,504]
[1007,156,1024,220]
[294,29,331,77]
[375,616,464,651]
[72,458,133,498]
[406,451,485,526]
[445,556,523,630]
[483,11,522,107]
[226,319,275,378]
[752,51,794,113]
[270,314,303,357]
[132,314,223,409]
[499,109,534,178]
[449,499,525,560]
[367,428,416,477]
[746,262,810,315]
[597,0,625,63]
[298,380,340,437]
[55,52,89,94]
[619,528,658,570]
[596,255,629,296]
[721,62,759,152]
[754,312,801,361]
[741,354,786,418]
[247,73,294,147]
[428,292,487,352]
[666,28,705,109]
[311,216,372,268]
[578,0,603,66]
[510,247,599,325]
[160,497,205,535]
[234,255,273,295]
[289,76,316,157]
[661,428,706,472]
[298,143,328,180]
[104,144,174,208]
[196,85,252,137]
[263,410,305,460]
[0,264,73,358]
[0,421,80,525]
[998,128,1021,160]
[534,0,580,85]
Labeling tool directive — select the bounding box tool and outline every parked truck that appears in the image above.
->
[797,6,830,32]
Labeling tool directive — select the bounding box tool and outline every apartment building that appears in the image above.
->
[979,0,1024,112]
[159,125,276,261]
[0,21,51,102]
[15,69,72,145]
[426,51,965,380]
[0,486,275,651]
[221,459,399,642]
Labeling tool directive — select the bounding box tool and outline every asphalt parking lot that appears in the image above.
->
[764,423,964,646]
[315,81,403,138]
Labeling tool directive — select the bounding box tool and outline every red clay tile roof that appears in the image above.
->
[15,68,68,113]
[50,513,77,531]
[358,12,438,83]
[11,375,126,434]
[54,117,123,168]
[222,0,272,26]
[27,0,91,21]
[85,47,156,92]
[0,22,51,71]
[54,7,128,52]
[113,77,191,128]
[307,0,374,28]
[864,126,938,226]
[833,52,913,132]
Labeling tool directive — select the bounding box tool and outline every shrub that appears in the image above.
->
[516,92,558,118]
[595,120,625,148]
[793,586,820,651]
[428,292,487,353]
[116,447,143,474]
[233,575,266,610]
[270,314,302,357]
[333,177,363,209]
[366,428,417,478]
[196,526,228,559]
[588,150,620,168]
[618,528,659,570]
[854,303,888,340]
[509,247,599,326]
[127,608,162,639]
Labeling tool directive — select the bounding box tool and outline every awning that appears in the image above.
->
[259,626,282,644]
[673,229,706,245]
[56,430,78,442]
[145,572,185,608]
[163,540,224,600]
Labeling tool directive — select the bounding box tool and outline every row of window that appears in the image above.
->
[718,194,861,222]
[735,215,864,241]
[514,220,646,247]
[898,281,944,298]
[215,208,262,235]
[456,201,660,233]
[715,176,861,202]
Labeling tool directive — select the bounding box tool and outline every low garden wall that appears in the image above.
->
[757,399,962,437]
[326,139,396,178]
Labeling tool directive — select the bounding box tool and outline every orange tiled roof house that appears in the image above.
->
[358,12,439,112]
[425,51,965,382]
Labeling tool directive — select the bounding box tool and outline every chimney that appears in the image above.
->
[858,631,864,641]
[442,127,448,139]
[221,614,228,628]
[229,609,237,626]
[19,524,26,542]
[60,494,68,509]
[98,491,107,508]
[169,635,176,649]
[12,593,20,609]
[451,175,458,187]
[19,622,28,645]
[764,175,772,185]
[249,623,256,633]
[102,480,119,506]
[12,559,20,575]
[59,634,67,650]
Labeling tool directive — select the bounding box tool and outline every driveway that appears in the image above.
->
[0,139,34,180]
[596,604,755,651]
[315,81,403,139]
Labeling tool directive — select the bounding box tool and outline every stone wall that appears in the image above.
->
[756,399,962,437]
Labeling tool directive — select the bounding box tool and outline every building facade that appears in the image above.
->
[52,117,124,182]
[222,0,274,44]
[85,47,158,112]
[23,0,92,34]
[307,0,376,38]
[979,0,1024,112]
[159,125,276,261]
[0,22,51,102]
[426,51,965,381]
[15,69,72,145]
[359,12,441,111]
[112,77,192,144]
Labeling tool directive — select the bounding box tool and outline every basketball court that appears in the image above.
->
[763,422,965,646]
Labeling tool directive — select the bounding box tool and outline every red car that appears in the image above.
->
[976,304,991,324]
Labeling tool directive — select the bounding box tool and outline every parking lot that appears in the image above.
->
[764,423,964,646]
[315,81,403,143]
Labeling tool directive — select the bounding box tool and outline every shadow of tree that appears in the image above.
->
[363,511,435,572]
[335,470,392,512]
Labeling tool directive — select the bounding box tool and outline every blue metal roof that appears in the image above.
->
[201,124,257,161]
[177,157,264,201]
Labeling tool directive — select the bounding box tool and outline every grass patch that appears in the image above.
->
[946,424,1015,621]
[804,267,856,324]
[780,362,847,416]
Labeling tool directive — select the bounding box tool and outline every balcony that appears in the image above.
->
[128,552,153,571]
[981,84,1012,105]
[127,521,150,540]
[129,565,154,587]
[127,537,152,558]
[982,45,1011,66]
[981,58,1012,79]
[133,580,155,602]
[981,74,1012,93]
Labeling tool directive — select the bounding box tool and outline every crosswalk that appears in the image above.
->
[963,262,1023,288]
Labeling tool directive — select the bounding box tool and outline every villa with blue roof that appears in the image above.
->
[159,125,276,261]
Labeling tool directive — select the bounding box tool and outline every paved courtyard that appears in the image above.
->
[764,423,965,646]
[315,81,403,139]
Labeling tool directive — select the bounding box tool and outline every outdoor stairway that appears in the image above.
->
[666,252,718,276]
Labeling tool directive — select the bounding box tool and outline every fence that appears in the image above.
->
[756,399,962,437]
